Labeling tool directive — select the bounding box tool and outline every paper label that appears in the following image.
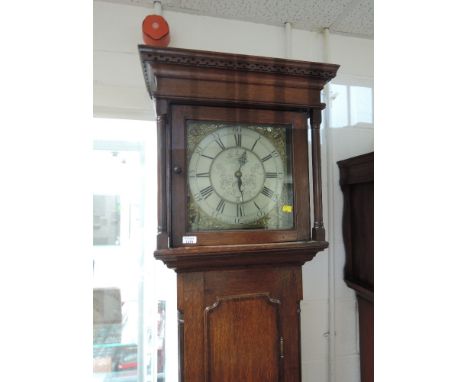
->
[182,236,197,244]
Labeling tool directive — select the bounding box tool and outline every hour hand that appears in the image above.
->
[238,150,247,167]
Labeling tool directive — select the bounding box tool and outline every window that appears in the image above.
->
[350,85,373,126]
[92,118,177,382]
[329,83,374,128]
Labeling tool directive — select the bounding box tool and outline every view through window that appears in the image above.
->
[92,118,177,382]
[329,83,374,128]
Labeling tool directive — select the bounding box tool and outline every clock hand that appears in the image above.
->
[238,150,247,201]
[238,177,244,202]
[234,167,244,202]
[238,150,247,168]
[233,150,248,202]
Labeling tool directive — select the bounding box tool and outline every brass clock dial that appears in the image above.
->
[187,121,294,231]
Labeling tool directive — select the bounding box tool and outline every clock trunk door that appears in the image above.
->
[204,294,282,382]
[170,105,310,248]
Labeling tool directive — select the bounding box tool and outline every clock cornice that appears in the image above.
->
[139,45,339,81]
[138,45,339,109]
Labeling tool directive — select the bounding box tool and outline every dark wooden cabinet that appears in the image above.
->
[338,152,374,382]
[139,46,339,381]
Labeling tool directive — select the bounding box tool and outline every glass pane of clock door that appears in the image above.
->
[186,121,294,232]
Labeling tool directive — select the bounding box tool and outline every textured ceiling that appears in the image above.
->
[99,0,373,38]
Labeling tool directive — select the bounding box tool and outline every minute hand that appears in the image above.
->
[236,150,247,201]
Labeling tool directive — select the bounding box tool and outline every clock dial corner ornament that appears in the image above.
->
[187,122,292,231]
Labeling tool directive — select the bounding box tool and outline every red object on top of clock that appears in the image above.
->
[142,14,170,47]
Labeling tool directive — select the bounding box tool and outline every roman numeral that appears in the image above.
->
[251,137,261,151]
[216,199,226,214]
[196,172,210,177]
[201,154,214,160]
[236,204,244,217]
[261,150,279,162]
[254,201,265,217]
[261,186,274,199]
[261,153,272,162]
[200,185,214,199]
[213,134,225,150]
[234,133,242,147]
[265,172,278,178]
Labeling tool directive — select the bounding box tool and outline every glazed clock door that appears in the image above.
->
[170,105,311,247]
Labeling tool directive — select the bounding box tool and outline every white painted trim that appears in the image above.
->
[284,22,292,58]
[322,26,337,382]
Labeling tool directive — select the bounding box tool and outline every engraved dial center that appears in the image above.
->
[210,148,265,204]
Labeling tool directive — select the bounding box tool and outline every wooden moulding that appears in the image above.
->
[139,45,339,109]
[154,241,328,272]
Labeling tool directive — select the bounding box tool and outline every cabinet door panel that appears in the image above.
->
[205,294,282,382]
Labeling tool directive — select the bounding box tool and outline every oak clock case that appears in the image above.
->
[172,105,310,248]
[138,45,339,382]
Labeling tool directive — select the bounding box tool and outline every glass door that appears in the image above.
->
[92,118,177,382]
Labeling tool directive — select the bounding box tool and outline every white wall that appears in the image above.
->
[93,2,326,118]
[94,2,373,381]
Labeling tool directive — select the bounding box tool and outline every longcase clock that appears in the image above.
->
[139,46,339,382]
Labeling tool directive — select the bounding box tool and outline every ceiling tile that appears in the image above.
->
[174,0,353,29]
[96,0,374,38]
[331,0,373,37]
